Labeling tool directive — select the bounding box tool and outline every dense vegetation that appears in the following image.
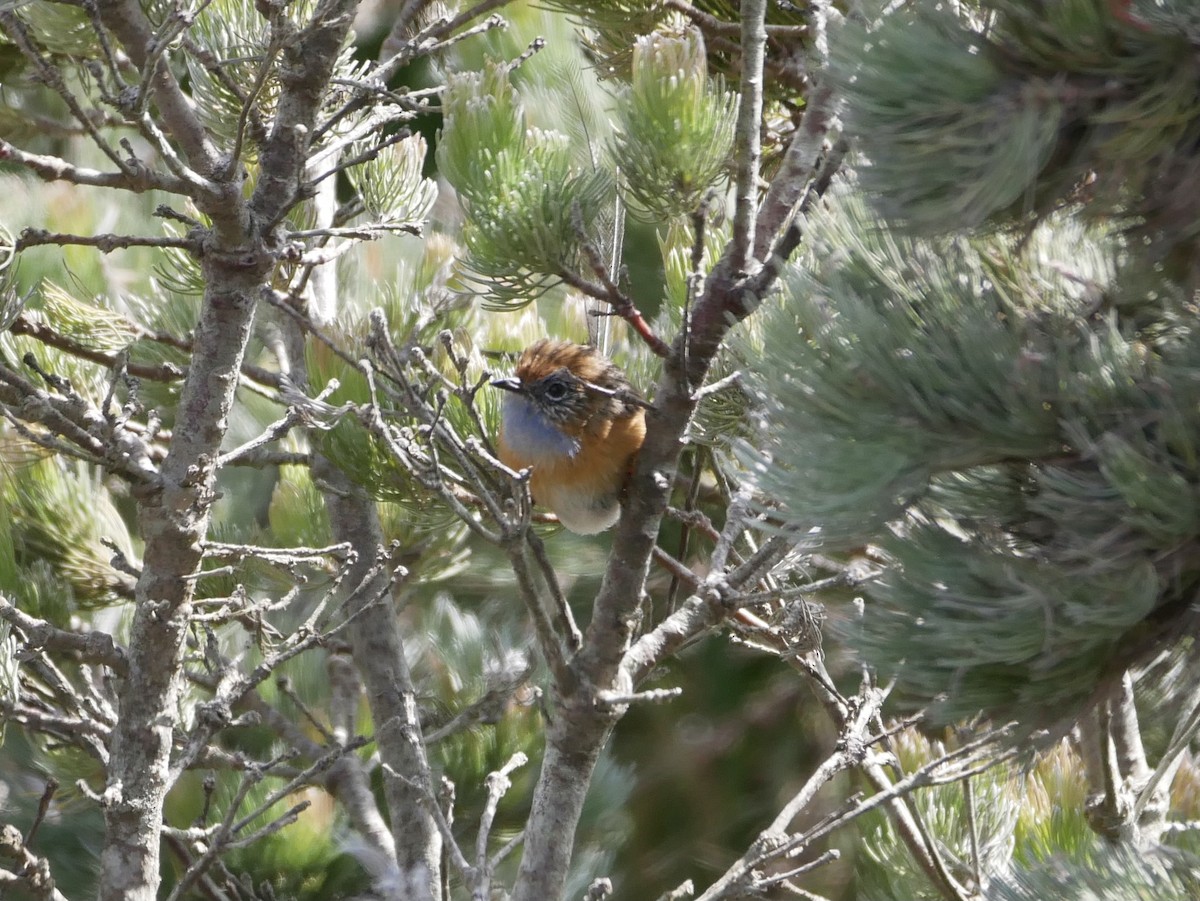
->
[2,1,1200,899]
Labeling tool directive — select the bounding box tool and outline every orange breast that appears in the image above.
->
[498,410,646,533]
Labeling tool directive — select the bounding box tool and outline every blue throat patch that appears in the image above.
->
[502,394,581,463]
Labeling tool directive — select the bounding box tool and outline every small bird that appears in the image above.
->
[492,339,647,534]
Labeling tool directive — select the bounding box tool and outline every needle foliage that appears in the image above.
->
[751,0,1200,727]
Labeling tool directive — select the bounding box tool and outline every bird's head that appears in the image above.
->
[491,339,639,438]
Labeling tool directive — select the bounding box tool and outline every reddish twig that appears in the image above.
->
[564,201,672,357]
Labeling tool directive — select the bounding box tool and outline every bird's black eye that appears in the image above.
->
[544,380,569,401]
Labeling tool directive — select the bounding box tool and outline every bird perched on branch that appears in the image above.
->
[492,339,648,534]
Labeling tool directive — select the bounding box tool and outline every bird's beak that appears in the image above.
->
[490,376,523,393]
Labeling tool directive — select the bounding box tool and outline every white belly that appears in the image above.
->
[538,481,621,534]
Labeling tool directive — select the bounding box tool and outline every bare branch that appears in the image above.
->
[474,752,529,898]
[752,848,841,892]
[526,530,582,650]
[595,687,683,706]
[0,10,129,172]
[225,33,282,179]
[0,596,128,675]
[91,0,222,180]
[313,454,445,893]
[215,399,317,467]
[506,538,576,692]
[655,882,696,901]
[0,139,186,193]
[326,651,398,866]
[0,362,157,482]
[564,204,671,358]
[16,228,200,254]
[664,0,808,40]
[730,0,768,272]
[753,80,840,260]
[694,684,887,901]
[1109,671,1151,786]
[1133,668,1200,829]
[0,824,69,901]
[750,135,849,298]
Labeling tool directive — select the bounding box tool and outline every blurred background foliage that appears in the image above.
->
[3,0,1200,899]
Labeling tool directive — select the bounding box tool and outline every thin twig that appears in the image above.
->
[0,595,129,675]
[730,0,769,272]
[963,776,982,893]
[17,228,199,254]
[474,752,529,898]
[527,531,582,650]
[0,139,182,192]
[225,29,282,179]
[0,11,129,172]
[665,0,808,39]
[563,205,671,357]
[507,539,575,692]
[383,764,476,882]
[24,778,59,846]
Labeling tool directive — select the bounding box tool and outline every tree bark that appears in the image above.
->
[94,0,362,895]
[315,458,444,898]
[101,258,267,901]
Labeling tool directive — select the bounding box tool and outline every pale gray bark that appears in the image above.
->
[315,458,444,898]
[101,255,266,901]
[87,1,363,897]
